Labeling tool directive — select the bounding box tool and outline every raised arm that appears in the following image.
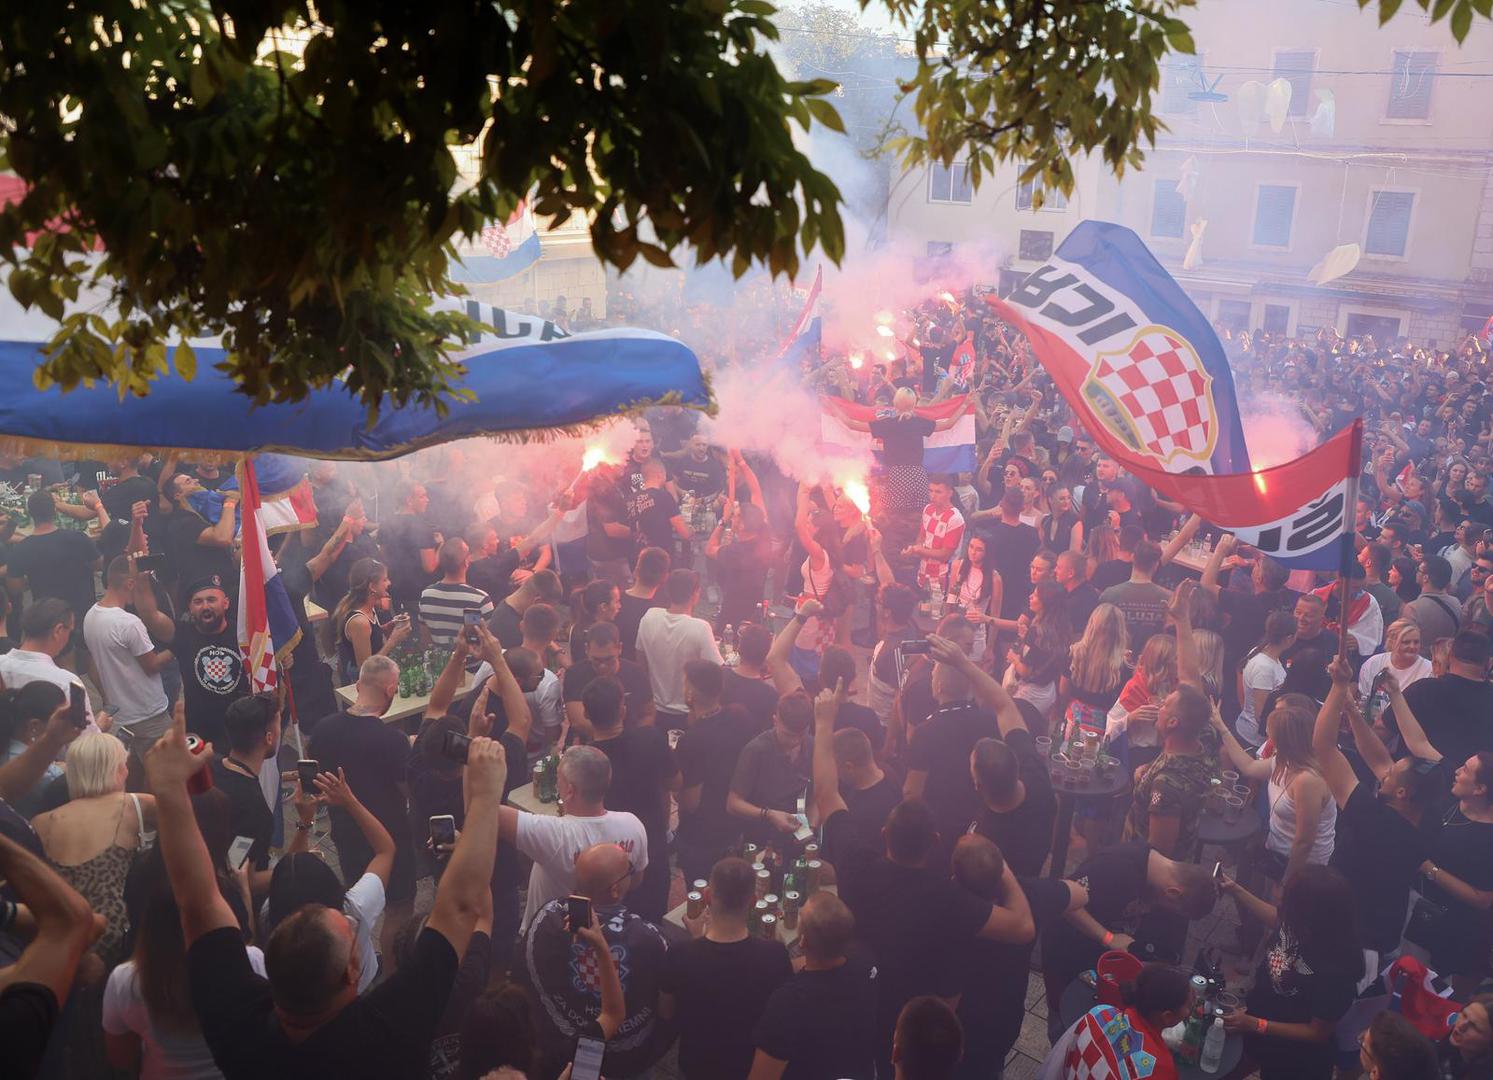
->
[478,626,533,746]
[131,568,176,644]
[316,768,396,888]
[1312,658,1364,808]
[1206,699,1273,781]
[426,736,507,958]
[765,599,820,695]
[1199,533,1235,597]
[426,634,473,720]
[812,680,849,823]
[145,709,238,946]
[0,832,94,1003]
[1159,514,1203,568]
[199,493,239,549]
[0,700,78,804]
[1385,677,1443,763]
[927,634,1026,738]
[1169,580,1204,691]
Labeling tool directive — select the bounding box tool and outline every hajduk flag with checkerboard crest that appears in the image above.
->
[989,220,1361,571]
[236,459,302,693]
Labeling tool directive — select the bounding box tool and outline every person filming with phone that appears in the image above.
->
[147,706,510,1079]
[517,842,669,1079]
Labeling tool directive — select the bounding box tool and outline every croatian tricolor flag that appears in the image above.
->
[820,395,977,474]
[450,200,542,284]
[237,459,303,693]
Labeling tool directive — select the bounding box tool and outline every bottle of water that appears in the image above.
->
[1200,1011,1226,1073]
[722,624,737,665]
[927,579,944,620]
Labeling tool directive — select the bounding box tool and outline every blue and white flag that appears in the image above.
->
[450,202,542,283]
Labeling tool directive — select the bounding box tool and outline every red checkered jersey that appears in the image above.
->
[1061,1005,1174,1080]
[919,503,965,588]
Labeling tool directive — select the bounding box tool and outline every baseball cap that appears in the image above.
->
[1057,426,1074,443]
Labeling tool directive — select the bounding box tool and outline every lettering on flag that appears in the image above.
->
[1227,479,1350,561]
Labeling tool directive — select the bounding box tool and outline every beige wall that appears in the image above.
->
[885,0,1493,338]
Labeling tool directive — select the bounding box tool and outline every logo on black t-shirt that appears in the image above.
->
[195,645,243,695]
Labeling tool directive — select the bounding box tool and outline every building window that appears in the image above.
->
[928,162,972,204]
[1019,230,1055,261]
[1016,177,1068,212]
[1262,304,1292,335]
[1217,300,1252,332]
[1387,50,1437,119]
[1272,50,1315,118]
[1252,185,1297,248]
[1151,180,1186,239]
[1364,190,1414,257]
[1162,54,1203,115]
[1344,312,1403,340]
[926,241,954,257]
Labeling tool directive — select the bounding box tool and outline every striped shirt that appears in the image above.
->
[418,581,495,646]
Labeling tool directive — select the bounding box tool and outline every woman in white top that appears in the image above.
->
[1212,694,1337,884]
[945,535,1001,662]
[1357,619,1433,736]
[1235,611,1296,748]
[104,851,264,1080]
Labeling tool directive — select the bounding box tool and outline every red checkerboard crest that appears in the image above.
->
[1082,325,1219,469]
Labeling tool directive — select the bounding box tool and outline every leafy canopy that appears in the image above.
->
[0,0,1484,410]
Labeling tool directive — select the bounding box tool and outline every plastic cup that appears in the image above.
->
[1079,759,1098,787]
[1223,794,1245,823]
[1232,783,1252,805]
[1216,991,1240,1016]
[1221,770,1240,786]
[1035,736,1053,759]
[1063,761,1084,789]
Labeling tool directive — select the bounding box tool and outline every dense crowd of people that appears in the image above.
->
[1,294,1493,1080]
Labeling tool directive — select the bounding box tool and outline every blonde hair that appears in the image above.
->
[893,387,917,412]
[1266,698,1319,772]
[1137,634,1178,699]
[1384,618,1416,651]
[1194,629,1225,691]
[66,731,128,799]
[1068,603,1129,693]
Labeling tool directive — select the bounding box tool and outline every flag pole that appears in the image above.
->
[1336,419,1365,663]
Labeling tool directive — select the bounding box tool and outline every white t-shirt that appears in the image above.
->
[515,809,649,930]
[103,947,267,1080]
[344,870,386,992]
[635,608,723,713]
[1237,651,1287,747]
[0,648,96,729]
[1357,651,1434,726]
[83,604,168,727]
[469,664,564,747]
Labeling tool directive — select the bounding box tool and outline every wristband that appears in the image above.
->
[793,613,808,624]
[1101,931,1114,947]
[760,807,769,821]
[295,821,314,832]
[1255,1018,1268,1036]
[0,898,16,931]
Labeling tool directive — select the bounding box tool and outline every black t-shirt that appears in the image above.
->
[714,535,774,626]
[211,759,274,872]
[978,520,1040,619]
[584,477,633,563]
[173,619,249,747]
[1042,840,1152,985]
[488,601,523,649]
[730,730,812,829]
[1403,675,1493,770]
[7,529,99,619]
[843,773,902,845]
[905,701,1000,844]
[868,413,936,468]
[188,923,459,1080]
[1090,558,1131,592]
[630,487,681,551]
[1328,783,1428,952]
[676,705,767,851]
[99,474,158,525]
[0,982,58,1080]
[308,711,412,874]
[967,728,1057,878]
[563,658,653,728]
[958,877,1072,1059]
[466,550,519,605]
[1061,582,1101,633]
[821,809,992,1067]
[380,513,437,600]
[164,510,234,596]
[1245,924,1357,1077]
[615,593,663,663]
[1218,586,1299,671]
[720,670,780,731]
[753,949,879,1080]
[593,727,676,842]
[662,935,793,1080]
[425,931,492,1080]
[672,455,727,498]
